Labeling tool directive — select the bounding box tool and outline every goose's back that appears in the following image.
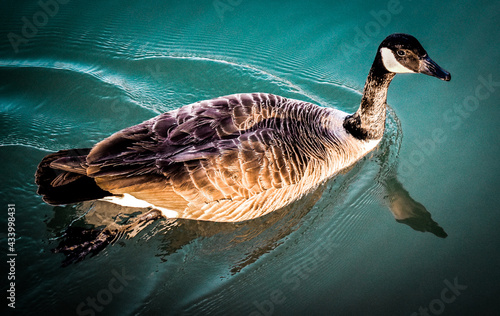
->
[86,93,372,221]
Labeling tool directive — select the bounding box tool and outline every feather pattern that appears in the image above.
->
[83,93,379,221]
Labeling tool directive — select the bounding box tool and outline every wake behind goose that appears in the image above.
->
[35,33,450,223]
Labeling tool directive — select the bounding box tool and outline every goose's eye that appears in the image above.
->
[397,50,406,56]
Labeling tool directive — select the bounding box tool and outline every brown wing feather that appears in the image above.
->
[84,93,319,212]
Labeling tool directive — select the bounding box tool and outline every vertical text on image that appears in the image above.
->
[7,203,17,309]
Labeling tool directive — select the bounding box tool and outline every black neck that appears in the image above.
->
[344,53,395,140]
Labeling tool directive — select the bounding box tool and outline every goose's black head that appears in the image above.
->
[377,33,451,81]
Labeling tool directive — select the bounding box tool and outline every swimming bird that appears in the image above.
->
[36,33,450,223]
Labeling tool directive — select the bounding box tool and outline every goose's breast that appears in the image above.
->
[176,116,381,222]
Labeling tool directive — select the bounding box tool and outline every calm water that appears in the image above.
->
[1,0,499,315]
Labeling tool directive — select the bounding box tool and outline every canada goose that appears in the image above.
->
[36,33,450,223]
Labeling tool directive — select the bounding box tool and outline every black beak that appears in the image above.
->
[419,56,451,81]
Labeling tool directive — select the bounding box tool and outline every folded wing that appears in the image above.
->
[85,93,312,213]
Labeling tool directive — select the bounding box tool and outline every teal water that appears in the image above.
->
[1,0,499,315]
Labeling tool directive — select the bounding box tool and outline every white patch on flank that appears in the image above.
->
[362,138,381,153]
[380,47,415,73]
[99,194,179,218]
[152,207,179,218]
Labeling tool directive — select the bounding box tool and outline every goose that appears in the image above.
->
[36,33,450,223]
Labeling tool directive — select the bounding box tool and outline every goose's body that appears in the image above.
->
[96,93,379,222]
[36,34,450,222]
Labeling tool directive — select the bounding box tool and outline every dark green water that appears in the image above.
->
[1,0,499,315]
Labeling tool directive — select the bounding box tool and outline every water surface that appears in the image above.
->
[1,0,499,315]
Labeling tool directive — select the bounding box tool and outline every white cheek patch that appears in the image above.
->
[380,47,415,73]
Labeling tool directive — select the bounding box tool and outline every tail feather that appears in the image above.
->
[35,149,113,205]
